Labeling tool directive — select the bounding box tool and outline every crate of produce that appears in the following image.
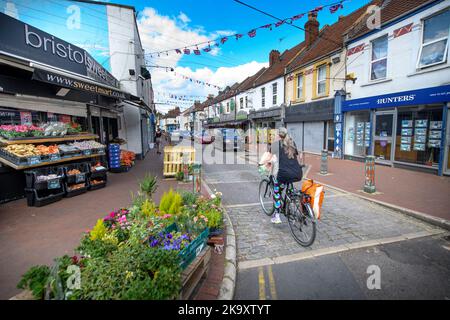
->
[88,178,107,190]
[25,188,65,207]
[58,144,82,158]
[163,223,209,270]
[25,166,65,191]
[89,161,108,179]
[109,165,130,173]
[64,182,88,197]
[0,145,43,166]
[63,162,90,185]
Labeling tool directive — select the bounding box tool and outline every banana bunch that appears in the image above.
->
[3,144,40,157]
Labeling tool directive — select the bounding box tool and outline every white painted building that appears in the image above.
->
[341,0,450,175]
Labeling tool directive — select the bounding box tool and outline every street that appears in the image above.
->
[201,146,450,300]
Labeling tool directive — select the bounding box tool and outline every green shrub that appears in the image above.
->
[139,173,158,198]
[90,219,107,241]
[181,190,198,206]
[17,265,50,299]
[159,189,182,215]
[175,171,184,181]
[204,209,223,229]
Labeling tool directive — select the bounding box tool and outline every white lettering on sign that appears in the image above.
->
[377,94,416,105]
[66,5,81,30]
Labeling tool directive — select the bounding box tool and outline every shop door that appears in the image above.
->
[304,122,324,154]
[373,111,395,163]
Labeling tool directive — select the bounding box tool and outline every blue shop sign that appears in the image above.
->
[342,85,450,112]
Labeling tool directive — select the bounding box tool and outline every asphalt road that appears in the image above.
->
[201,146,450,300]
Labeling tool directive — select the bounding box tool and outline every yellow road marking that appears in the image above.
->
[267,265,278,300]
[258,266,266,300]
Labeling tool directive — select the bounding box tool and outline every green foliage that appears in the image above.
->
[175,171,184,181]
[204,209,223,229]
[77,235,118,259]
[73,244,181,300]
[141,199,157,217]
[181,190,198,206]
[159,189,182,215]
[130,191,147,209]
[17,265,50,299]
[90,219,107,241]
[139,173,158,198]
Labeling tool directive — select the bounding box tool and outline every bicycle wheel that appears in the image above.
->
[259,178,275,216]
[287,200,316,247]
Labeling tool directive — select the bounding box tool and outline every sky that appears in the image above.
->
[1,0,373,113]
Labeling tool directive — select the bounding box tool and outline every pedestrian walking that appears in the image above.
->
[155,127,162,154]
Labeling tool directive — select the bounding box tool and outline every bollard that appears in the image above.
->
[320,150,328,175]
[192,163,202,194]
[363,155,376,193]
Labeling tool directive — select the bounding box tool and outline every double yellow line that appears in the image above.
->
[258,265,277,300]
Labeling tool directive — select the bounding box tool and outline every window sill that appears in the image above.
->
[407,64,450,77]
[292,99,305,104]
[312,94,329,100]
[360,78,393,87]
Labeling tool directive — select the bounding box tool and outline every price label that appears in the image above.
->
[47,178,60,190]
[27,156,41,165]
[97,149,105,155]
[75,173,85,183]
[49,154,61,161]
[83,149,92,156]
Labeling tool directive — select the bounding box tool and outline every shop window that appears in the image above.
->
[344,111,371,157]
[296,73,304,100]
[417,9,450,68]
[317,65,327,95]
[261,87,265,107]
[272,83,277,105]
[370,35,388,80]
[327,121,335,152]
[395,106,443,167]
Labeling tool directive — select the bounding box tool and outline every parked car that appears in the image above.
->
[194,130,214,144]
[170,130,181,142]
[214,128,244,151]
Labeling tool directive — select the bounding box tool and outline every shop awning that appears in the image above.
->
[32,68,131,101]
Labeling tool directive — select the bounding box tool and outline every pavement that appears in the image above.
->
[0,140,225,300]
[201,143,449,299]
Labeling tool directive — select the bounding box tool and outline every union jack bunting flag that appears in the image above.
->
[193,49,201,55]
[248,29,256,38]
[291,14,304,21]
[235,34,243,40]
[329,3,343,14]
[183,48,190,54]
[175,49,182,54]
[275,20,285,27]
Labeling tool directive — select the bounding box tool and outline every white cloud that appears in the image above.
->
[177,12,190,24]
[136,7,267,114]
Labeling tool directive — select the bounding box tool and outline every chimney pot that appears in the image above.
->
[269,50,281,67]
[305,11,320,47]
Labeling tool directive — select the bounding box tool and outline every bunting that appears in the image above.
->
[146,1,349,58]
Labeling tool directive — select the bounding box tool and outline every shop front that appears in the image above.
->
[248,107,282,144]
[285,98,334,154]
[342,85,450,175]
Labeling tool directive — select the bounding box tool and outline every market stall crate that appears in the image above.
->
[179,246,211,300]
[88,160,108,190]
[163,146,195,177]
[25,166,65,191]
[62,162,89,197]
[25,188,65,207]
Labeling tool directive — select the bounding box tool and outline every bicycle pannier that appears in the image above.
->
[301,179,324,219]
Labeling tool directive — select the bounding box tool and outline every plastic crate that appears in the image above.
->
[64,183,88,197]
[88,179,107,191]
[109,165,130,173]
[25,166,65,191]
[0,148,42,166]
[63,162,90,184]
[25,188,65,207]
[89,161,108,179]
[163,223,209,270]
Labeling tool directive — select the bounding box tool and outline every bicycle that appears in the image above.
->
[258,167,317,247]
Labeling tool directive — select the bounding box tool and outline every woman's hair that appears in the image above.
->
[278,127,297,159]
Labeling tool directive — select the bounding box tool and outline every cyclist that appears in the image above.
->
[155,127,162,154]
[268,127,303,224]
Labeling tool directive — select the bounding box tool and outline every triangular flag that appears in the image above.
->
[260,23,272,29]
[330,3,343,14]
[275,20,285,27]
[221,37,228,44]
[291,13,304,21]
[235,34,243,40]
[175,49,182,54]
[248,29,256,38]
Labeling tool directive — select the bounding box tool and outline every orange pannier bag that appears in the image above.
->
[301,179,325,219]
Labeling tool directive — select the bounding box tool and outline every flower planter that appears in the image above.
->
[208,227,224,237]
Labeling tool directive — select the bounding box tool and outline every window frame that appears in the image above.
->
[416,9,450,69]
[261,87,266,108]
[245,96,248,108]
[226,102,230,113]
[272,82,278,106]
[370,34,388,81]
[316,64,327,96]
[240,97,244,110]
[296,73,304,100]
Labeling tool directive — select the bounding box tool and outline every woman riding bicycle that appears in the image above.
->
[266,127,303,224]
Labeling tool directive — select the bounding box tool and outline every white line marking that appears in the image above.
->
[225,203,267,208]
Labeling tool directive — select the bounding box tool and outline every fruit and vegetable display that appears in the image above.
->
[70,140,105,150]
[120,150,136,167]
[91,162,107,172]
[2,144,41,157]
[35,145,59,155]
[0,122,85,140]
[0,125,43,139]
[57,144,80,153]
[36,174,61,182]
[68,183,85,191]
[67,169,82,175]
[90,179,105,185]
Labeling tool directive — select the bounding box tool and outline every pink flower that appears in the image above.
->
[162,214,172,219]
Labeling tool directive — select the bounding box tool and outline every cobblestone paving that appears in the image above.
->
[225,189,443,262]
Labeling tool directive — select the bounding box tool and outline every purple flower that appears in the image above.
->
[166,233,173,239]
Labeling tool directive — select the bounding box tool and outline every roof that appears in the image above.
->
[286,1,374,73]
[237,67,267,91]
[163,107,181,119]
[345,0,436,42]
[254,42,306,87]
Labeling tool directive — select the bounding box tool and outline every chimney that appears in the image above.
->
[305,11,319,47]
[269,50,280,67]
